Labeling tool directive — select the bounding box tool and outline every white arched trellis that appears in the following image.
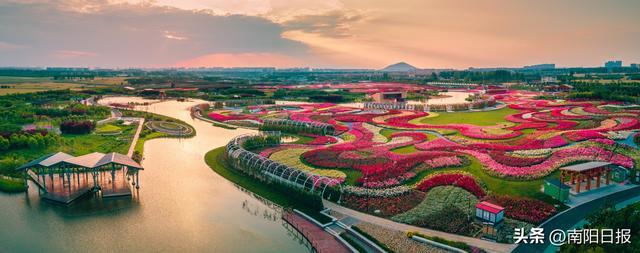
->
[225,132,342,201]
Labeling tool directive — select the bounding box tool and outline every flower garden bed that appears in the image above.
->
[482,194,557,224]
[342,190,427,217]
[209,90,640,236]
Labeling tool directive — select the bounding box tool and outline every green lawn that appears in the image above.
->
[95,123,122,134]
[391,145,418,154]
[0,177,26,193]
[380,128,398,139]
[419,107,518,126]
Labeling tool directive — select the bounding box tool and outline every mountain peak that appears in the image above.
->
[380,62,418,72]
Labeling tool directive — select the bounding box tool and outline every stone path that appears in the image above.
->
[282,212,351,253]
[324,201,517,253]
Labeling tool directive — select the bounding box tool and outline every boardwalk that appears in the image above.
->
[282,212,351,253]
[324,201,517,253]
[127,118,145,157]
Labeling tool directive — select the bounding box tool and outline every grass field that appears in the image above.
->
[0,176,26,193]
[95,123,122,134]
[0,82,84,95]
[418,107,518,126]
[391,145,418,154]
[0,76,125,95]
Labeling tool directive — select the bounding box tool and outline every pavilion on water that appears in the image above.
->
[17,152,143,204]
[559,161,615,194]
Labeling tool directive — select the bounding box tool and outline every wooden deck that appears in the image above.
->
[30,169,132,203]
[282,212,351,253]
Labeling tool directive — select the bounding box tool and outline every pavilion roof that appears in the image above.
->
[17,152,143,170]
[63,152,106,168]
[96,152,143,170]
[16,152,74,170]
[560,161,611,172]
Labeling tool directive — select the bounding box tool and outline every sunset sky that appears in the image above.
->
[0,0,638,69]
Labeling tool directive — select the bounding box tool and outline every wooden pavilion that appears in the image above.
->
[17,152,143,204]
[559,161,613,194]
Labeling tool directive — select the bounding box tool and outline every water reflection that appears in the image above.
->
[0,97,309,253]
[234,184,314,253]
[23,181,140,217]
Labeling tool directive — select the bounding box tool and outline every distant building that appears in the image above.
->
[523,63,555,70]
[46,67,90,71]
[631,63,639,69]
[541,76,558,83]
[605,60,622,68]
[371,91,407,102]
[543,84,573,92]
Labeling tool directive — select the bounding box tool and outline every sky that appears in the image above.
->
[0,0,639,69]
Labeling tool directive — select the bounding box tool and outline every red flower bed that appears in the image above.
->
[305,134,338,145]
[342,191,426,217]
[488,151,547,167]
[416,173,486,198]
[563,130,604,142]
[483,195,556,224]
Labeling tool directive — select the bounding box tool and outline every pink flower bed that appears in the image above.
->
[468,135,569,151]
[208,112,261,122]
[423,156,462,168]
[415,138,463,150]
[460,146,634,178]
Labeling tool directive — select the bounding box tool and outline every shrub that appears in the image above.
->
[60,120,95,134]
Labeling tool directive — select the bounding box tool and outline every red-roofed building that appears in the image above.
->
[475,201,505,224]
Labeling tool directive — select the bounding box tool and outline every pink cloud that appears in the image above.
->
[54,50,98,59]
[174,52,303,68]
[0,41,24,50]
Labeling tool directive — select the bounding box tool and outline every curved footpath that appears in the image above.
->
[513,185,640,253]
[324,201,517,253]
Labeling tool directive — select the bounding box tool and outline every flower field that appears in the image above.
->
[212,89,640,232]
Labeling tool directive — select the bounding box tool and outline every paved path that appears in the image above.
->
[127,118,145,157]
[324,201,516,253]
[282,212,351,253]
[513,185,640,253]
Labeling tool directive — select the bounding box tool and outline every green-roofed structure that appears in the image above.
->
[17,152,143,204]
[544,178,571,202]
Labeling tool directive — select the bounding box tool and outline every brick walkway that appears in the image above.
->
[282,212,351,253]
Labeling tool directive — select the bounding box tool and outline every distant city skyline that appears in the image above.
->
[0,0,639,69]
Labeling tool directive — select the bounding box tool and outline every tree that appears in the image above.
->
[0,137,9,151]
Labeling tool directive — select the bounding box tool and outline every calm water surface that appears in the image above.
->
[0,98,309,253]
